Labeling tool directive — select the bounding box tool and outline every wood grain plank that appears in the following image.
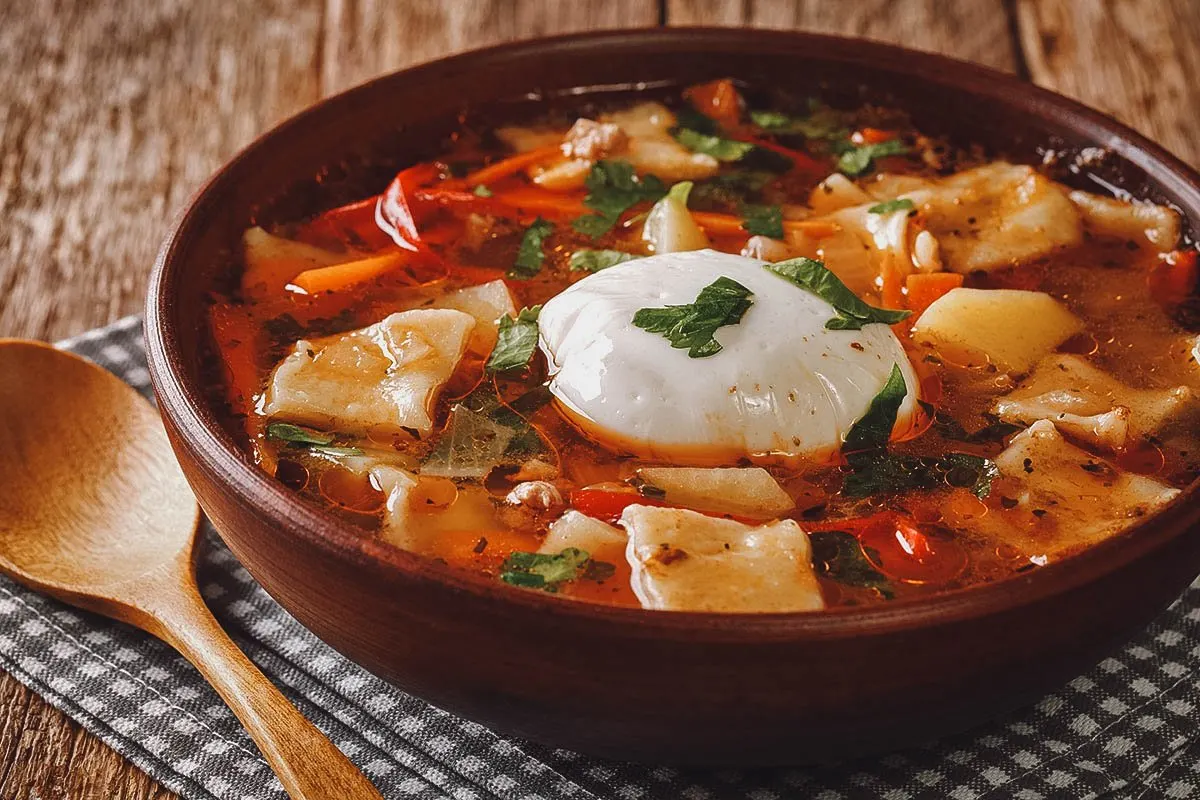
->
[0,0,326,342]
[321,0,660,96]
[666,0,1018,71]
[1016,0,1200,168]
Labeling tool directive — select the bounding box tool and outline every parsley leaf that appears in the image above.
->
[673,106,720,135]
[809,530,895,598]
[632,276,754,358]
[765,257,911,330]
[868,198,915,215]
[472,184,493,197]
[844,364,908,453]
[569,248,640,272]
[508,218,554,279]
[842,452,998,499]
[672,128,757,162]
[572,160,666,238]
[265,423,364,457]
[836,139,910,177]
[486,306,541,373]
[920,401,1022,444]
[750,106,848,140]
[266,423,334,446]
[500,548,591,591]
[741,203,784,239]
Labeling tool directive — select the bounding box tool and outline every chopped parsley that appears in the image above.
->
[632,276,754,358]
[741,203,784,239]
[486,306,541,373]
[569,248,640,272]
[508,217,554,279]
[765,257,911,330]
[672,128,757,162]
[868,198,915,215]
[920,401,1022,444]
[809,530,895,598]
[265,423,363,457]
[750,104,848,141]
[842,452,999,499]
[840,369,999,499]
[500,548,591,591]
[843,364,909,453]
[472,184,493,197]
[572,160,666,238]
[836,139,910,177]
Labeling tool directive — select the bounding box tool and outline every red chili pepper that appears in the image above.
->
[293,195,392,251]
[569,489,763,526]
[378,162,443,252]
[811,511,967,586]
[735,135,827,177]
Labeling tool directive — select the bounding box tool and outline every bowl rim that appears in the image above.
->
[146,26,1200,639]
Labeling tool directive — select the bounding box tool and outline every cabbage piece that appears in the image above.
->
[420,385,555,479]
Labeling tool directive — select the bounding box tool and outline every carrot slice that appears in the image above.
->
[856,127,897,144]
[905,272,964,318]
[690,210,839,239]
[289,251,411,294]
[1148,249,1198,307]
[208,304,262,417]
[415,186,587,220]
[684,78,742,128]
[457,144,564,189]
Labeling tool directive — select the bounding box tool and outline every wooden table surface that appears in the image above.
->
[1,0,1197,796]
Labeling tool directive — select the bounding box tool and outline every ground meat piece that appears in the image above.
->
[505,480,565,512]
[562,119,628,161]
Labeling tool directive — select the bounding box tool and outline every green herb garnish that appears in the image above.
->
[842,452,998,499]
[750,105,848,140]
[572,160,666,238]
[509,218,554,279]
[569,249,640,272]
[919,402,1022,444]
[836,139,910,177]
[868,198,915,215]
[809,530,895,598]
[472,184,493,197]
[500,548,591,591]
[266,423,363,457]
[672,128,757,162]
[632,276,754,358]
[844,364,909,453]
[266,423,335,446]
[765,257,911,330]
[486,306,541,373]
[741,203,784,239]
[840,374,998,498]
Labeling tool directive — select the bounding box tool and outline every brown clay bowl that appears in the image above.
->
[145,28,1200,765]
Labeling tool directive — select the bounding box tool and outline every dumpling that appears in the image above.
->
[619,505,824,612]
[263,308,474,435]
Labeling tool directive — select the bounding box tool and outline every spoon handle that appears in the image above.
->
[148,581,385,800]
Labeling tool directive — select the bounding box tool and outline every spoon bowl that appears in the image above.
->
[0,340,383,800]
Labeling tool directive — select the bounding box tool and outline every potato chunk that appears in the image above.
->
[911,288,1084,374]
[987,420,1179,557]
[634,467,794,519]
[620,506,824,612]
[241,227,343,297]
[540,510,626,556]
[431,279,516,354]
[263,309,474,435]
[994,354,1197,451]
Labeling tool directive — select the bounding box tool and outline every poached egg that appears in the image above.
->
[537,250,920,464]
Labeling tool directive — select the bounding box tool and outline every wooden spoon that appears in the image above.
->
[0,340,384,800]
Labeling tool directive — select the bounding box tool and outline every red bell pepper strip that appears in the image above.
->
[293,195,392,251]
[378,162,443,252]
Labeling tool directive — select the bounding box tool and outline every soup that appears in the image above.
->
[206,79,1200,612]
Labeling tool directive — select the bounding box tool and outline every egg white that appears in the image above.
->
[537,250,920,464]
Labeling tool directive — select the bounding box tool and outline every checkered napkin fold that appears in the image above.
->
[1,315,1197,800]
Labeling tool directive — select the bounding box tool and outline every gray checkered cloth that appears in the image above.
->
[2,315,1196,800]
